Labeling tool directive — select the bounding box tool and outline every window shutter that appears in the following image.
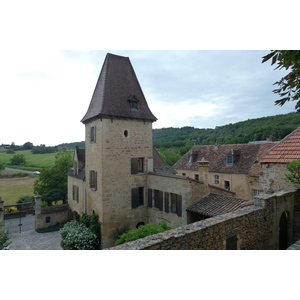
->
[95,171,97,191]
[148,189,152,208]
[164,192,169,213]
[131,158,138,174]
[176,195,182,217]
[158,190,164,211]
[89,171,92,188]
[94,125,96,142]
[131,188,139,209]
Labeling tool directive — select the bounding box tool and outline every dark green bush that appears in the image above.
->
[114,222,171,246]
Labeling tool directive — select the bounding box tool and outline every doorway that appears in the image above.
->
[279,211,288,250]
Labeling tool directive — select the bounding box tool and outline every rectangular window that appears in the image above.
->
[131,158,144,174]
[90,126,96,142]
[188,154,193,164]
[171,193,177,213]
[225,181,230,191]
[46,216,51,223]
[72,185,79,202]
[154,190,160,209]
[148,189,153,208]
[132,187,144,208]
[138,187,144,206]
[138,158,144,173]
[226,155,233,166]
[194,174,199,181]
[90,170,97,190]
[164,192,170,213]
[252,189,260,199]
[215,175,219,184]
[170,193,182,217]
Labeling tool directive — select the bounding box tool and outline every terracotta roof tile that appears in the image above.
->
[259,126,300,163]
[186,193,253,217]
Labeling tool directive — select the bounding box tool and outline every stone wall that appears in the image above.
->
[259,163,296,193]
[35,196,70,230]
[108,188,298,250]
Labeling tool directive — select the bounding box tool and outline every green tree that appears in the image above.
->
[10,153,26,165]
[42,188,67,205]
[262,50,300,111]
[285,160,300,184]
[114,222,171,246]
[34,150,73,196]
[0,162,4,174]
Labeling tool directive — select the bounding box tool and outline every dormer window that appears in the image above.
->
[128,94,139,111]
[226,155,234,166]
[188,154,193,164]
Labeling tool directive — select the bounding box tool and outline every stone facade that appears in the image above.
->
[109,188,300,250]
[35,196,70,230]
[259,163,296,193]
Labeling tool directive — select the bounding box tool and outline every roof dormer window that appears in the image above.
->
[128,94,139,111]
[226,154,234,166]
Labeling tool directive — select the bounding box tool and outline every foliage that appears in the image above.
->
[16,195,35,210]
[0,162,4,175]
[114,221,171,246]
[34,150,73,196]
[0,226,11,249]
[5,206,18,213]
[285,160,300,184]
[23,142,33,150]
[153,112,300,165]
[60,220,100,250]
[79,213,101,239]
[112,224,130,240]
[6,149,15,154]
[42,188,67,206]
[262,50,300,111]
[10,153,26,165]
[32,146,57,154]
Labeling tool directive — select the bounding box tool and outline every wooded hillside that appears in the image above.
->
[56,112,300,166]
[153,112,300,165]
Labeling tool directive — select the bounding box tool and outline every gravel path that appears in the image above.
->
[8,230,63,250]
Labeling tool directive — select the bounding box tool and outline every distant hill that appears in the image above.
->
[153,112,300,147]
[57,112,300,166]
[56,141,85,149]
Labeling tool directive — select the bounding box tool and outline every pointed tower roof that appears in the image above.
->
[81,53,157,124]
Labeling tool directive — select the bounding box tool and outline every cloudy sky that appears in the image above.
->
[0,50,295,146]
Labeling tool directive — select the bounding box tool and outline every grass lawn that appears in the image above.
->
[0,176,36,205]
[0,150,59,170]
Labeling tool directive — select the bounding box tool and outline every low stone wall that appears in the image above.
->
[108,188,297,250]
[35,195,71,230]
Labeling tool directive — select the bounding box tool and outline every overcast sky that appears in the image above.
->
[0,50,295,146]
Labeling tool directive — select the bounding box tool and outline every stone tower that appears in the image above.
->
[81,53,157,248]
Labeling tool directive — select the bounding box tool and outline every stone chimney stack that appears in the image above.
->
[197,157,209,184]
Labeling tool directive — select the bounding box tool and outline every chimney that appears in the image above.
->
[197,157,209,184]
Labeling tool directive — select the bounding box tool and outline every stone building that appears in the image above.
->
[258,126,300,192]
[68,52,298,249]
[173,142,276,201]
[68,53,210,248]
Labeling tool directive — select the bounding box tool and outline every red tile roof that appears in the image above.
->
[81,53,157,124]
[186,193,253,217]
[259,126,300,163]
[152,147,176,174]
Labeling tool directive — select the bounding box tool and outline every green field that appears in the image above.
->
[0,150,68,205]
[0,150,58,170]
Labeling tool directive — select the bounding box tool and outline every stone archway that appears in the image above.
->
[279,211,288,250]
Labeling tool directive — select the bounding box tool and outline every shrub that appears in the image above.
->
[60,221,100,250]
[0,226,11,249]
[114,222,171,246]
[79,213,101,239]
[285,160,300,184]
[10,153,26,165]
